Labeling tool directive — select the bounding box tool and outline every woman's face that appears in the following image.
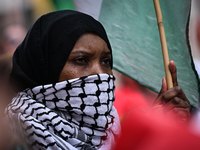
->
[58,32,113,82]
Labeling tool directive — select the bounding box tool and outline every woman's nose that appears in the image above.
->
[90,63,104,75]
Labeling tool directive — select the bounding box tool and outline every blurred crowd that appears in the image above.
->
[0,0,200,150]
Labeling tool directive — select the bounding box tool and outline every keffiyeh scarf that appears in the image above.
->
[5,74,120,150]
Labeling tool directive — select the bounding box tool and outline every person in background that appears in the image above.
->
[0,52,14,118]
[0,23,26,55]
[0,23,27,118]
[0,23,27,150]
[0,53,27,150]
[0,23,27,120]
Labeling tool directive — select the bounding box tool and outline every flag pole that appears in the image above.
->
[153,0,173,89]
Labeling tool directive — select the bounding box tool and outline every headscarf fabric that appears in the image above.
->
[5,74,120,150]
[9,10,112,92]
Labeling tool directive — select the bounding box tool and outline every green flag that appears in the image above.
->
[99,0,200,108]
[51,0,75,11]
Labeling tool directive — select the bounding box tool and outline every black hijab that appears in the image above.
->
[9,10,112,92]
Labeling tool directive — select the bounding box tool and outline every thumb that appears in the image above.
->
[157,77,168,100]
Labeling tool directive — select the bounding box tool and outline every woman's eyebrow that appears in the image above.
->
[70,50,94,56]
[104,51,111,54]
[102,51,111,56]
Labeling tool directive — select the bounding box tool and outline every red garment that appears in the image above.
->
[113,109,200,150]
[113,81,200,150]
[114,83,150,117]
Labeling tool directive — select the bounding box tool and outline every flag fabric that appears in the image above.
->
[97,0,200,108]
[48,0,199,108]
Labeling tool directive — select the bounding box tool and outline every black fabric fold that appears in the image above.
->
[10,10,112,92]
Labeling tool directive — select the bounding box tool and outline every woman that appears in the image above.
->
[5,10,190,150]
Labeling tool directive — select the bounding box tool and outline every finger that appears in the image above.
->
[157,77,168,100]
[162,86,189,103]
[153,77,168,106]
[163,99,191,122]
[169,60,178,87]
[164,97,190,111]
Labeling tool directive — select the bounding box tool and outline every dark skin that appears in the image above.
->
[59,32,112,81]
[153,61,191,123]
[59,32,191,123]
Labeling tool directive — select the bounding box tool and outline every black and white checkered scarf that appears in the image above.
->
[5,74,120,150]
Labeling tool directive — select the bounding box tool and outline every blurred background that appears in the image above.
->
[0,0,199,148]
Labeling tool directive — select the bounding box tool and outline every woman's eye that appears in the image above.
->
[102,58,111,65]
[74,57,87,64]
